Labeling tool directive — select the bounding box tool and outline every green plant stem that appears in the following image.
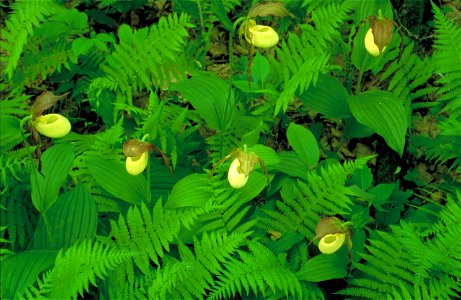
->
[356,71,363,95]
[221,16,247,158]
[146,157,151,205]
[19,116,54,244]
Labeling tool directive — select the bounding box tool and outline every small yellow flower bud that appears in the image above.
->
[33,113,71,138]
[318,232,346,254]
[228,158,249,189]
[246,25,279,49]
[125,151,149,176]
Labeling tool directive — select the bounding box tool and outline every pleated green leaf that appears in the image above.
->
[87,157,145,205]
[287,123,319,168]
[172,74,234,131]
[31,143,74,214]
[165,173,211,209]
[299,74,350,119]
[33,184,98,250]
[248,144,280,167]
[1,250,57,299]
[347,90,407,156]
[272,151,308,178]
[297,252,348,282]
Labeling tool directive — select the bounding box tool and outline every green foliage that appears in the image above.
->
[311,0,356,42]
[209,241,303,299]
[347,90,408,156]
[431,1,461,105]
[24,240,133,299]
[340,189,461,299]
[149,230,251,299]
[0,0,59,80]
[275,25,331,114]
[90,13,193,106]
[259,157,373,240]
[1,0,459,299]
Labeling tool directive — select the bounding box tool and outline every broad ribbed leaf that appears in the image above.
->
[33,184,98,250]
[31,143,74,214]
[287,123,319,168]
[297,252,348,282]
[299,74,350,118]
[248,144,280,166]
[272,151,308,178]
[87,157,145,204]
[347,90,407,156]
[172,74,234,131]
[252,53,270,85]
[236,171,269,203]
[165,174,211,209]
[1,250,57,299]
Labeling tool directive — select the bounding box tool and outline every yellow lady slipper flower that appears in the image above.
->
[318,232,346,254]
[246,24,279,49]
[228,158,249,189]
[125,151,149,176]
[33,113,71,138]
[364,28,386,57]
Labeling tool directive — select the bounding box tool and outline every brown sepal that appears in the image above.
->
[314,217,345,240]
[30,91,68,119]
[123,139,154,157]
[248,2,294,19]
[370,17,393,52]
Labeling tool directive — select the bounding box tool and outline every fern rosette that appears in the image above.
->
[32,114,71,138]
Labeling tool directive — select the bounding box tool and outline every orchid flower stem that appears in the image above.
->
[20,116,53,243]
[356,71,363,95]
[19,116,34,158]
[146,157,151,205]
[43,212,55,245]
[223,17,247,158]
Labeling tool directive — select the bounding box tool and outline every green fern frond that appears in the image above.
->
[431,1,461,103]
[12,39,71,89]
[409,134,461,171]
[208,241,303,299]
[91,13,192,105]
[311,0,356,42]
[0,95,30,117]
[275,25,332,114]
[0,0,59,79]
[110,201,209,278]
[0,147,34,194]
[24,240,133,300]
[148,230,251,299]
[340,190,461,299]
[380,41,436,103]
[259,157,371,240]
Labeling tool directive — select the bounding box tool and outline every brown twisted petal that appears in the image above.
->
[370,17,393,52]
[31,91,68,119]
[247,2,294,18]
[314,217,345,240]
[123,139,154,157]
